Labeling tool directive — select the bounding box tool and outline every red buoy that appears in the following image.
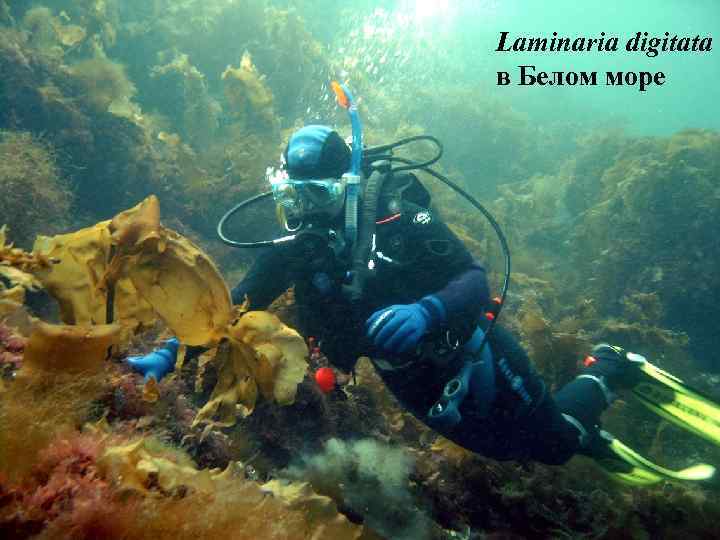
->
[315,367,336,393]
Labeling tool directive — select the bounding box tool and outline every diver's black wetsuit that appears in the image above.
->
[232,173,595,465]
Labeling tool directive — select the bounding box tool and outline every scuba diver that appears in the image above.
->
[129,83,720,485]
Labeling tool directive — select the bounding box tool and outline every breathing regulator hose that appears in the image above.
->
[217,191,297,248]
[342,169,384,303]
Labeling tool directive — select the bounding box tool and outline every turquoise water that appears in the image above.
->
[319,0,719,135]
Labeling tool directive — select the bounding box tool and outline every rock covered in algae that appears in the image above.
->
[0,1,12,26]
[222,51,278,131]
[261,479,364,539]
[21,6,86,52]
[0,130,72,249]
[98,437,215,495]
[94,436,363,539]
[566,129,720,352]
[68,54,137,113]
[149,52,220,150]
[0,426,363,539]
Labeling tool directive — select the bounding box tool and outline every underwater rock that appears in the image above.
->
[107,372,152,422]
[0,431,135,538]
[21,6,86,52]
[260,6,330,120]
[563,130,627,215]
[94,435,363,538]
[149,53,219,151]
[0,321,25,371]
[222,51,278,132]
[593,318,688,357]
[0,131,72,249]
[490,126,719,371]
[55,20,85,48]
[0,28,159,220]
[68,54,136,113]
[567,129,720,359]
[21,7,59,54]
[621,291,665,324]
[393,87,552,195]
[0,429,363,539]
[98,436,214,495]
[261,480,364,539]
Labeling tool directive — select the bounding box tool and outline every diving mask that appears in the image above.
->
[268,166,346,229]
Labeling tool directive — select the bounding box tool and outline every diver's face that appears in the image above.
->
[272,178,346,229]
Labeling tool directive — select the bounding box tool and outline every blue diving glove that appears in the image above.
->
[127,338,179,382]
[366,296,446,354]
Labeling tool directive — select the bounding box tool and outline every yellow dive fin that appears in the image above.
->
[593,431,716,486]
[592,352,720,485]
[632,359,720,447]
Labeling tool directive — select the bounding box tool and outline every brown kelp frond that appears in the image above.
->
[26,197,306,430]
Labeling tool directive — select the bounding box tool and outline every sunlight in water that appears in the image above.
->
[411,0,452,21]
[299,0,502,123]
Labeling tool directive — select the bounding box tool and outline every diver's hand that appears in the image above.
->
[126,338,179,382]
[366,303,432,354]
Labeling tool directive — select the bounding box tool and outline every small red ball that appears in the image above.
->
[314,367,336,393]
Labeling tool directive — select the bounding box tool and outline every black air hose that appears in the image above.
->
[342,169,385,302]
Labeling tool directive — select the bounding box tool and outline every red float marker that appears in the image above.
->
[583,355,598,367]
[315,367,336,393]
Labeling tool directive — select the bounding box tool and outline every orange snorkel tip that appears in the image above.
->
[331,81,350,109]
